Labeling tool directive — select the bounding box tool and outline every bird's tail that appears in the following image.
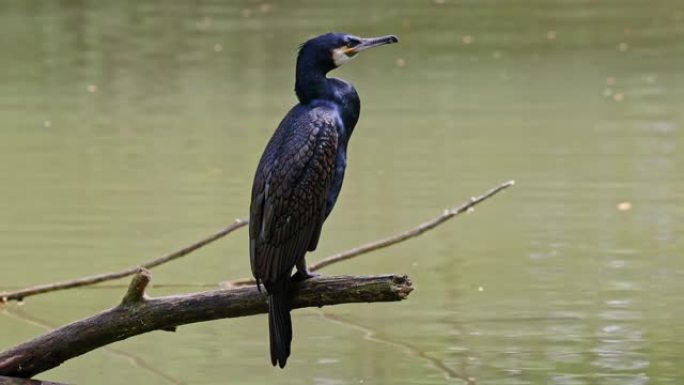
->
[268,291,292,368]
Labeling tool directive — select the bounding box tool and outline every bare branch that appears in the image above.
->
[225,180,515,287]
[0,219,248,302]
[0,272,412,378]
[310,180,515,270]
[0,180,514,300]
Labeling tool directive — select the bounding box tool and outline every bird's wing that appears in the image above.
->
[249,107,339,285]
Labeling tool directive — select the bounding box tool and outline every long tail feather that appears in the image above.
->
[268,292,292,368]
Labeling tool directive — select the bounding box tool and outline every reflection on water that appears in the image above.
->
[1,0,683,384]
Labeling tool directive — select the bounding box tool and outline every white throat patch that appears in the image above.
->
[332,47,354,67]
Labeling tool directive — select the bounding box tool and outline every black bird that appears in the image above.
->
[249,33,398,368]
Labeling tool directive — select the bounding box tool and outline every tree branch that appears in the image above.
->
[0,180,513,382]
[0,219,248,302]
[225,180,515,286]
[0,272,412,378]
[310,180,515,271]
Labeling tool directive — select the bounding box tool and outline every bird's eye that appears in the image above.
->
[346,38,361,48]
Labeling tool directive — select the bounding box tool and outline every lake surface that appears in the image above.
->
[1,1,683,384]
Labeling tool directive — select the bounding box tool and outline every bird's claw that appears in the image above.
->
[291,271,321,283]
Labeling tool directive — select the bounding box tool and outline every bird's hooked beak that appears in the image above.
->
[332,34,399,67]
[348,35,399,55]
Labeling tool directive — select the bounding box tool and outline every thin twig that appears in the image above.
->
[0,180,515,299]
[225,180,515,287]
[310,180,514,270]
[0,220,248,302]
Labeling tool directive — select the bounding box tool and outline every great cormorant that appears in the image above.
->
[249,32,398,368]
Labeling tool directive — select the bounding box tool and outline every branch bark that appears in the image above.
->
[0,271,412,378]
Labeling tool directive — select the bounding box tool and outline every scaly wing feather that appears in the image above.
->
[249,106,339,286]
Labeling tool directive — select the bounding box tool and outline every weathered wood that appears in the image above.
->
[0,274,412,378]
[0,376,67,385]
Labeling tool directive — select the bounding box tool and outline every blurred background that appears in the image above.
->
[1,0,683,384]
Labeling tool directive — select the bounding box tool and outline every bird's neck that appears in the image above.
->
[295,65,360,137]
[295,64,332,104]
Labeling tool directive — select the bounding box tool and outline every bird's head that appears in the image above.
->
[297,33,399,73]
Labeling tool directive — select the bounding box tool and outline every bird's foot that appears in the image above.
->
[291,270,321,283]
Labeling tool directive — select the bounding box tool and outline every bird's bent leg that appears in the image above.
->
[291,256,321,282]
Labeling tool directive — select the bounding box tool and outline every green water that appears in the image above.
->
[1,0,683,384]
